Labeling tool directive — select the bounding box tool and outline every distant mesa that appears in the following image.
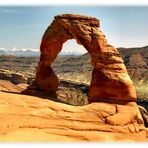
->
[129,53,147,68]
[24,14,137,104]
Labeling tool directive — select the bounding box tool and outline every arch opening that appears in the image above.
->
[51,39,92,106]
[59,39,87,56]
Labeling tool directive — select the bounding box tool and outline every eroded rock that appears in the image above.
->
[0,69,27,84]
[138,105,148,127]
[29,14,136,103]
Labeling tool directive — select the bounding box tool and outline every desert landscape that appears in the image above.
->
[0,12,148,142]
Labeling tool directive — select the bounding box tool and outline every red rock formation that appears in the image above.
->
[33,14,137,103]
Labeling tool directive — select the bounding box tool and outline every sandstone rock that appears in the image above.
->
[0,80,26,93]
[138,105,148,127]
[0,91,147,142]
[129,53,147,68]
[28,14,136,103]
[0,69,27,84]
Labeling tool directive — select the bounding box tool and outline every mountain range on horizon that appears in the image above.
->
[0,47,85,57]
[0,45,148,57]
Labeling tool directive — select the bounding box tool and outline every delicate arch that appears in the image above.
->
[32,14,137,103]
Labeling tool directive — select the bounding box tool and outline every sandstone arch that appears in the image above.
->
[33,14,137,103]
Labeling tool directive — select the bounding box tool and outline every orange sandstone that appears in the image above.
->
[30,14,137,103]
[0,91,147,142]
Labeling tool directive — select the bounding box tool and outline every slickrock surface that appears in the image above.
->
[0,80,28,93]
[0,91,147,142]
[31,14,137,103]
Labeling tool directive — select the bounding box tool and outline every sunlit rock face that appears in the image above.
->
[34,14,137,103]
[0,92,147,142]
[4,14,146,142]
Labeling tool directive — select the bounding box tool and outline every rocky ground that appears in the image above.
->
[0,87,148,142]
[0,46,148,141]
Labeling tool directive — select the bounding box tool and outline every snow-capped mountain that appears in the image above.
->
[0,48,9,55]
[59,51,85,56]
[0,47,40,57]
[0,47,84,57]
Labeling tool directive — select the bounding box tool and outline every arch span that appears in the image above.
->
[33,14,137,103]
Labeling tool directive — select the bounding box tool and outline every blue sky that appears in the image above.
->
[0,6,148,53]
